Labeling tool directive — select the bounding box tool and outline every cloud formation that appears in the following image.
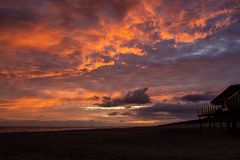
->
[107,102,200,122]
[136,103,198,119]
[1,0,239,74]
[178,92,216,102]
[99,88,150,107]
[0,0,240,125]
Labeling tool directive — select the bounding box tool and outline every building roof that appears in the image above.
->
[211,84,240,105]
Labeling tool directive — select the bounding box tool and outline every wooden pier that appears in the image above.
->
[197,84,240,130]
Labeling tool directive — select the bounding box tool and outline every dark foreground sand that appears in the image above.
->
[0,124,240,160]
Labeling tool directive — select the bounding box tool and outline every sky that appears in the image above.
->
[0,0,240,126]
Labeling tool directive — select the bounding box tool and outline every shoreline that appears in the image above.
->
[0,119,198,134]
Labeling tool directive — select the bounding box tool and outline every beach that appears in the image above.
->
[0,123,240,160]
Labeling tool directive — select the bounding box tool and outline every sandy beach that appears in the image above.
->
[0,123,240,160]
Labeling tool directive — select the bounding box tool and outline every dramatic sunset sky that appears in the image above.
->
[0,0,240,126]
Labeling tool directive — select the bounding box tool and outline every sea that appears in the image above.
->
[0,126,104,133]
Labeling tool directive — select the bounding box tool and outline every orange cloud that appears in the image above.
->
[0,25,64,49]
[1,0,238,74]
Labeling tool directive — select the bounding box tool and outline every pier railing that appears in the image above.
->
[197,104,222,117]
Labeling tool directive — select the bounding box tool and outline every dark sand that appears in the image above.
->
[0,123,240,160]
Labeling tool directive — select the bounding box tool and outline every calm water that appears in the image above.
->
[0,126,101,133]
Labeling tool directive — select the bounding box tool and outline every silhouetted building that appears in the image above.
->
[197,84,240,130]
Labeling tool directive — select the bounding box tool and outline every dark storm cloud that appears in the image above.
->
[141,103,197,119]
[149,103,196,115]
[99,88,150,107]
[136,103,198,120]
[178,92,216,103]
[107,102,199,120]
